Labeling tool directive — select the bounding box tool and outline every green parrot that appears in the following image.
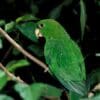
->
[34,19,87,96]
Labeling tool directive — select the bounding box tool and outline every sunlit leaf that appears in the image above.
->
[14,83,62,100]
[5,21,15,32]
[16,22,38,42]
[80,0,87,40]
[0,70,8,90]
[0,59,30,90]
[6,59,30,72]
[0,94,14,100]
[0,19,6,26]
[16,14,38,23]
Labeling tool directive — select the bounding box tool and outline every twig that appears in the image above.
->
[0,63,25,84]
[88,83,100,98]
[1,32,19,63]
[1,46,12,63]
[0,27,48,72]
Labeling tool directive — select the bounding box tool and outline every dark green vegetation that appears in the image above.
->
[0,0,100,100]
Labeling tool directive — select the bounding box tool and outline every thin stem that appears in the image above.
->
[0,27,48,72]
[0,63,25,84]
[88,83,100,98]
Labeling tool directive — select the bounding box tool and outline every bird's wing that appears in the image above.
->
[45,39,85,81]
[44,39,87,95]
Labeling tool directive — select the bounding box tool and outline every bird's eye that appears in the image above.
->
[38,23,45,29]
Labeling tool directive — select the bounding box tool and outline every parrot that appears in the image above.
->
[34,19,87,97]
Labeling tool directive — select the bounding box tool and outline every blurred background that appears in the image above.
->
[0,0,100,99]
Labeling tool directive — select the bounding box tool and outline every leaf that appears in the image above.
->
[15,83,34,100]
[5,21,16,32]
[0,59,30,90]
[49,4,63,19]
[14,83,62,100]
[69,92,81,100]
[16,22,38,42]
[95,0,100,6]
[63,0,73,6]
[80,0,87,40]
[43,84,62,98]
[49,0,73,19]
[91,94,100,100]
[30,4,39,15]
[86,68,100,91]
[0,70,8,90]
[0,19,6,26]
[0,94,14,100]
[16,14,38,23]
[12,48,20,56]
[6,59,30,72]
[28,44,44,57]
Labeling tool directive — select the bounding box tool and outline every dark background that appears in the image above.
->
[0,0,100,99]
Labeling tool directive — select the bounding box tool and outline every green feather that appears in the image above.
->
[35,19,87,96]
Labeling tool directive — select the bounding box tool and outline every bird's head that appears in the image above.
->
[35,19,68,40]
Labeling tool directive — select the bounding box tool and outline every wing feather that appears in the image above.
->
[44,39,87,95]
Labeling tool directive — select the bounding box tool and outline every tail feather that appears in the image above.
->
[60,79,87,96]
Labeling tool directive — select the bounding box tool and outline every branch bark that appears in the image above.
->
[0,27,48,72]
[88,83,100,98]
[0,63,25,83]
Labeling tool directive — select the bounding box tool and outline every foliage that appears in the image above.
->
[0,0,99,100]
[15,83,62,100]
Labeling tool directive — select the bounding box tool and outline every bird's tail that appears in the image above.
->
[61,79,88,96]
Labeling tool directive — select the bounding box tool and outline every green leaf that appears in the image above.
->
[0,19,6,26]
[80,0,87,40]
[30,4,39,15]
[91,94,100,100]
[95,0,100,6]
[0,70,8,90]
[12,48,20,56]
[49,0,73,19]
[14,83,62,100]
[28,44,44,57]
[5,21,15,32]
[0,94,14,100]
[86,68,100,91]
[63,0,73,6]
[0,59,30,90]
[43,84,62,98]
[69,92,81,100]
[16,14,38,23]
[49,4,63,19]
[16,22,38,42]
[6,59,30,72]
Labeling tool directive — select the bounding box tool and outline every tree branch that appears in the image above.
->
[0,27,48,72]
[0,63,25,84]
[88,83,100,98]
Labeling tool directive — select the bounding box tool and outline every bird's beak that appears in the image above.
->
[35,28,43,38]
